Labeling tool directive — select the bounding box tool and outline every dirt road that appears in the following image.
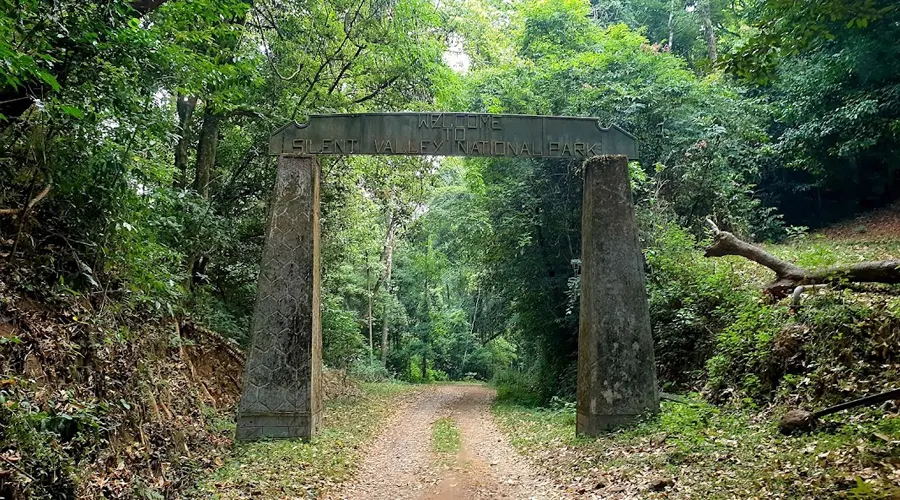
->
[330,384,564,500]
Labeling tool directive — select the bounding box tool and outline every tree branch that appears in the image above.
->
[253,8,304,81]
[351,75,400,104]
[0,171,51,217]
[328,44,365,95]
[704,222,804,279]
[704,220,900,298]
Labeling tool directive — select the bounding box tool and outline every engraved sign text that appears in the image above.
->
[269,113,638,159]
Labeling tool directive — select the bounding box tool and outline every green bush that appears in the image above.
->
[191,287,249,343]
[492,368,542,406]
[0,386,108,498]
[788,293,900,404]
[705,301,787,400]
[405,357,450,383]
[322,296,365,370]
[705,286,900,405]
[349,357,392,382]
[642,213,753,388]
[637,211,900,406]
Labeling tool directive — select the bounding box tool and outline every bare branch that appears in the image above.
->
[351,75,400,104]
[704,229,804,280]
[328,45,365,95]
[704,228,900,298]
[0,171,52,217]
[253,8,305,81]
[291,0,367,118]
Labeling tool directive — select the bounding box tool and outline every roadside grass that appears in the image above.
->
[494,397,900,499]
[768,235,900,270]
[702,235,900,289]
[432,417,461,455]
[191,382,414,498]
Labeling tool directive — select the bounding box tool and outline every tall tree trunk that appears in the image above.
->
[367,259,373,362]
[422,270,430,381]
[668,0,676,51]
[193,107,219,199]
[185,105,219,290]
[174,95,198,188]
[366,215,396,364]
[380,224,395,364]
[470,292,480,338]
[699,0,717,62]
[380,304,389,363]
[178,7,251,299]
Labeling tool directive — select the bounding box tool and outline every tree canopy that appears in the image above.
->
[4,0,900,495]
[2,0,900,442]
[3,0,900,386]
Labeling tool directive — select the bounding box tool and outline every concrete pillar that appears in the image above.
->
[577,155,659,436]
[236,155,323,441]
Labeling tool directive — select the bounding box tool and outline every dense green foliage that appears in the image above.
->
[1,0,897,392]
[434,0,900,404]
[2,0,900,495]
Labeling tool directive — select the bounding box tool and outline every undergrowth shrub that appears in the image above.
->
[191,288,249,343]
[782,293,900,404]
[706,290,900,406]
[406,358,449,383]
[322,296,365,370]
[705,300,788,400]
[349,357,391,382]
[0,383,108,498]
[493,368,542,406]
[642,216,753,388]
[641,211,900,407]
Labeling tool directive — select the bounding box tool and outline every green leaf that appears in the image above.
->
[60,105,84,119]
[35,69,60,91]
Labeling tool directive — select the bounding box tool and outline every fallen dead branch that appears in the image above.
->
[704,219,900,298]
[659,392,692,404]
[790,284,829,310]
[0,171,52,217]
[779,388,900,434]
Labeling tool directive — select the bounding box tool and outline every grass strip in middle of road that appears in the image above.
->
[432,416,462,456]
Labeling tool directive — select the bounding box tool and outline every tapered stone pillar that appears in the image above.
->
[577,155,659,436]
[236,155,323,441]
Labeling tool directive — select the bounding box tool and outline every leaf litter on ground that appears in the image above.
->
[494,395,900,499]
[190,382,416,499]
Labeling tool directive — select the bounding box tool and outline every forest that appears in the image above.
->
[1,0,900,498]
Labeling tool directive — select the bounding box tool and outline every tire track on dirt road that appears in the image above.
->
[330,384,564,500]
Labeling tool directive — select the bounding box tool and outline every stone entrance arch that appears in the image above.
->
[235,113,658,441]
